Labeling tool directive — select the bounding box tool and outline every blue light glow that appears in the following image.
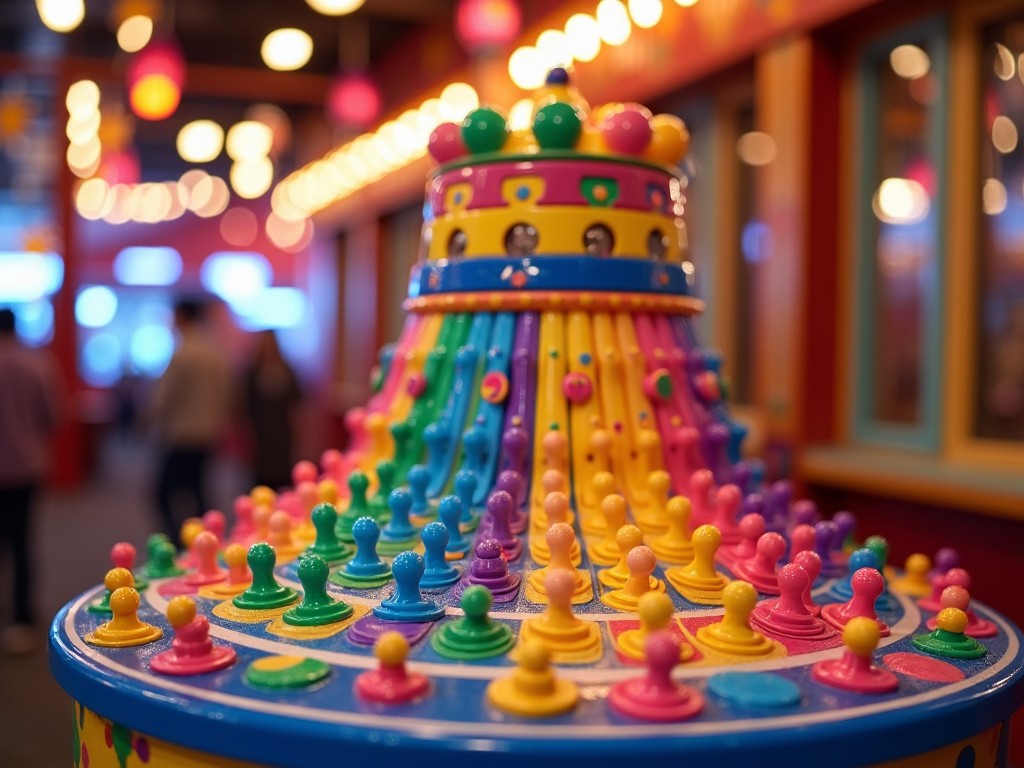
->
[0,252,64,302]
[75,285,119,328]
[14,301,54,346]
[81,333,122,387]
[113,246,183,286]
[130,324,174,376]
[232,287,310,330]
[200,251,273,303]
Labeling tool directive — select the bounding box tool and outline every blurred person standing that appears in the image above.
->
[0,308,64,654]
[151,300,233,537]
[244,330,302,490]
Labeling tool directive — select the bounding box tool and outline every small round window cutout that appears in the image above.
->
[447,229,467,258]
[505,223,539,256]
[648,229,669,260]
[583,224,614,257]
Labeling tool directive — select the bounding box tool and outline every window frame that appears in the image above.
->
[848,15,949,453]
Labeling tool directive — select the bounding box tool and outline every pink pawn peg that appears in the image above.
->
[231,496,254,543]
[926,586,996,638]
[789,524,816,562]
[688,469,715,528]
[320,449,345,484]
[608,630,703,721]
[151,596,236,676]
[248,504,273,546]
[297,481,319,514]
[354,631,430,705]
[292,459,318,486]
[812,617,897,694]
[794,549,822,616]
[710,484,742,545]
[673,427,701,489]
[920,567,970,613]
[110,542,137,572]
[185,531,226,586]
[733,532,786,594]
[751,563,834,640]
[725,513,765,564]
[202,509,227,542]
[821,567,890,636]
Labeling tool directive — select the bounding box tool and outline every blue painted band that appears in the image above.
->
[408,257,692,298]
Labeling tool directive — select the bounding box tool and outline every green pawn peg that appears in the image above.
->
[283,554,353,627]
[431,585,515,660]
[304,504,352,565]
[144,539,184,579]
[863,535,890,571]
[369,459,396,522]
[912,607,986,660]
[336,471,371,543]
[233,543,298,611]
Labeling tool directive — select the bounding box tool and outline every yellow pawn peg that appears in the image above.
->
[635,428,662,480]
[268,511,303,560]
[251,485,276,509]
[648,496,695,564]
[616,591,694,662]
[581,471,617,535]
[590,429,613,474]
[542,430,569,476]
[891,553,932,597]
[587,494,628,565]
[598,525,645,588]
[317,479,339,507]
[696,581,777,657]
[251,504,273,543]
[601,546,666,611]
[85,587,163,648]
[635,470,670,534]
[528,524,592,600]
[180,517,204,551]
[520,569,602,663]
[487,640,579,717]
[530,494,581,565]
[204,543,253,598]
[665,524,730,604]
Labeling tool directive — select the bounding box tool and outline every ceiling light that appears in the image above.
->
[508,47,546,91]
[177,120,224,163]
[305,0,365,15]
[439,82,480,121]
[117,15,153,53]
[36,0,85,33]
[192,175,230,217]
[889,44,930,80]
[261,28,313,72]
[596,0,631,46]
[226,120,274,161]
[230,158,274,199]
[536,29,572,70]
[66,80,100,116]
[628,0,663,28]
[564,14,601,63]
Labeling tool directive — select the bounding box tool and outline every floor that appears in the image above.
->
[0,434,247,768]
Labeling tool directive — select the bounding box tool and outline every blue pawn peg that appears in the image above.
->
[419,522,461,590]
[423,424,450,497]
[372,551,445,622]
[381,488,417,541]
[438,495,470,557]
[461,426,488,482]
[407,464,432,518]
[331,516,392,588]
[454,469,478,526]
[829,548,877,602]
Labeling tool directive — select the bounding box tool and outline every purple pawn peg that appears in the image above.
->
[501,427,529,482]
[453,538,521,603]
[932,547,959,579]
[814,521,845,577]
[764,479,794,529]
[495,469,527,533]
[790,499,820,528]
[483,490,521,561]
[832,511,856,551]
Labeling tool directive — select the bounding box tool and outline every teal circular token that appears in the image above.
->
[244,656,331,690]
[707,672,801,709]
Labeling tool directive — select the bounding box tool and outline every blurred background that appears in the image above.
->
[0,0,1023,764]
